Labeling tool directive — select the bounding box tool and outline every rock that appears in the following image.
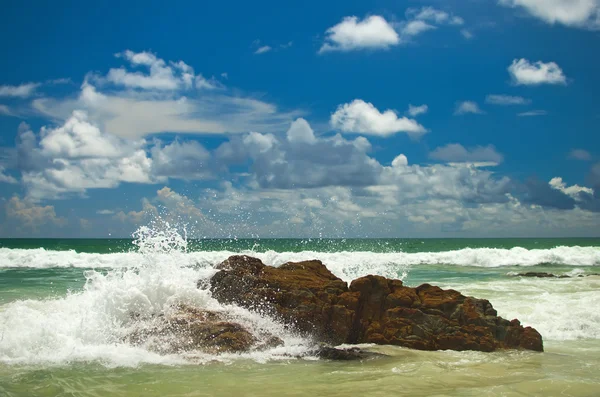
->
[208,255,544,352]
[311,346,386,361]
[514,272,570,278]
[126,305,283,354]
[209,255,350,343]
[514,272,600,278]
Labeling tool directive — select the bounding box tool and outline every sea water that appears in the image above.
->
[1,230,599,396]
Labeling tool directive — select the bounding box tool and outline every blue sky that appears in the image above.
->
[0,0,599,238]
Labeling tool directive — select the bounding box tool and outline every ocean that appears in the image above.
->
[1,230,599,396]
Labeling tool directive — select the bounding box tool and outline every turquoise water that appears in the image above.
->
[1,237,599,396]
[2,237,599,253]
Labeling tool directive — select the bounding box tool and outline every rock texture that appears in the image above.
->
[208,255,544,352]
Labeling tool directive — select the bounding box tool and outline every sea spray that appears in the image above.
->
[0,223,309,367]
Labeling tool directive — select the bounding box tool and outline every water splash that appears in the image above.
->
[0,222,310,367]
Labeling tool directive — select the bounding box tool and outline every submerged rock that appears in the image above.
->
[311,345,386,361]
[126,305,283,354]
[515,272,570,278]
[514,272,599,278]
[208,255,544,352]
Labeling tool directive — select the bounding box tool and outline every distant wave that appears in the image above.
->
[0,246,598,280]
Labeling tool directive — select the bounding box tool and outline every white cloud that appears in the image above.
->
[569,149,592,161]
[499,0,600,30]
[33,80,302,139]
[24,50,301,140]
[0,83,40,98]
[400,7,465,42]
[0,166,17,184]
[454,101,484,115]
[255,46,272,54]
[105,50,220,91]
[319,15,400,53]
[150,139,211,180]
[460,29,474,39]
[5,196,66,231]
[549,177,594,199]
[39,110,139,159]
[410,7,464,25]
[429,144,504,164]
[485,94,531,105]
[217,119,381,189]
[330,99,427,137]
[517,110,547,116]
[286,118,316,144]
[16,111,219,200]
[508,59,567,85]
[16,112,161,199]
[401,20,437,38]
[0,105,12,116]
[407,104,428,117]
[97,209,115,215]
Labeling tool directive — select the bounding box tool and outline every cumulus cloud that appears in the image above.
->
[16,112,157,200]
[217,118,381,189]
[499,0,600,30]
[330,99,427,138]
[0,82,40,98]
[106,50,218,91]
[569,149,592,161]
[286,118,316,144]
[150,139,211,180]
[5,196,66,231]
[429,144,504,165]
[485,94,531,105]
[13,111,216,200]
[549,177,594,199]
[407,104,428,117]
[508,59,567,85]
[319,16,400,53]
[454,101,484,115]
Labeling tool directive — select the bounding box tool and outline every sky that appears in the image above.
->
[0,0,599,238]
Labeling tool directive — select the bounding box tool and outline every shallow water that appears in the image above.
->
[1,236,599,396]
[1,341,599,397]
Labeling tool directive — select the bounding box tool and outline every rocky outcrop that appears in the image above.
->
[208,255,543,352]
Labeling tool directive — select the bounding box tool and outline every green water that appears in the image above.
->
[0,238,599,396]
[2,237,599,253]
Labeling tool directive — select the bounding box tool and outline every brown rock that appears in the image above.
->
[208,256,544,352]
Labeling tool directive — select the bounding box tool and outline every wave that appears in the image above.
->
[445,276,600,342]
[0,245,598,274]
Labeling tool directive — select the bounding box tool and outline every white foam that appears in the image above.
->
[444,276,600,341]
[0,226,312,367]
